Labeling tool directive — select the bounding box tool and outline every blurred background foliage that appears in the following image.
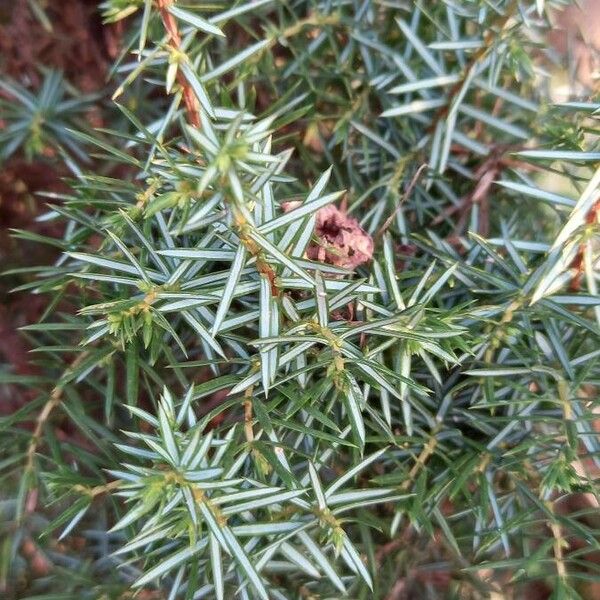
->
[0,1,599,599]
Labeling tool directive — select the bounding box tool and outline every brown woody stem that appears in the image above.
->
[25,351,89,476]
[244,385,254,443]
[157,0,201,128]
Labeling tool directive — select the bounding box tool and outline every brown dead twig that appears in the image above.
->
[431,145,542,237]
[375,163,428,241]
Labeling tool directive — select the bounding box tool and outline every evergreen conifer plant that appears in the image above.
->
[1,0,599,598]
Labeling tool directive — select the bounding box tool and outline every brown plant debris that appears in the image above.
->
[307,204,374,270]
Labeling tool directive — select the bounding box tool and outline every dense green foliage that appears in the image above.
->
[2,0,599,598]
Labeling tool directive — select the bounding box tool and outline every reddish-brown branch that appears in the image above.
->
[569,197,600,291]
[431,144,526,237]
[157,0,200,127]
[156,5,284,295]
[375,163,428,240]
